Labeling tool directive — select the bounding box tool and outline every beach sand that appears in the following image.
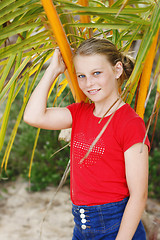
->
[0,178,74,240]
[0,177,160,240]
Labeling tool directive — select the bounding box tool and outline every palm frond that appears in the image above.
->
[0,0,159,174]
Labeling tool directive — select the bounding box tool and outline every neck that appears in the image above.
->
[93,96,124,118]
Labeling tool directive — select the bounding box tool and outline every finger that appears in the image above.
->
[55,47,60,53]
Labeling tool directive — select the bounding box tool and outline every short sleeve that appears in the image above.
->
[122,117,150,152]
[67,102,82,122]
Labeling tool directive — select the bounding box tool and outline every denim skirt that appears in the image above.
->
[72,198,146,240]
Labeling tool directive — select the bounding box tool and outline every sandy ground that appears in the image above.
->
[0,178,74,240]
[0,178,160,240]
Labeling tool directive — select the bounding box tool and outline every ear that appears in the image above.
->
[114,61,123,79]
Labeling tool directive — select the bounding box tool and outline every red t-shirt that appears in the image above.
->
[67,102,150,206]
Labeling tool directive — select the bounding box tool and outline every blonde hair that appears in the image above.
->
[74,37,134,86]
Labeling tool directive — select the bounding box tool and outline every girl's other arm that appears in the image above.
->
[116,143,149,240]
[23,49,72,130]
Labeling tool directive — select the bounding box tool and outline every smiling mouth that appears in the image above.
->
[88,89,101,95]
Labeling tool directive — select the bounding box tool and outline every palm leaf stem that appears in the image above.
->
[115,0,129,17]
[28,128,41,178]
[157,73,160,94]
[78,0,92,38]
[41,0,86,102]
[145,54,160,108]
[125,80,139,105]
[142,88,160,151]
[136,29,159,119]
[78,0,90,24]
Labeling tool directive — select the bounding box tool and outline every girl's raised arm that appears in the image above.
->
[23,49,73,130]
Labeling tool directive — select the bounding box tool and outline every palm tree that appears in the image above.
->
[0,0,159,175]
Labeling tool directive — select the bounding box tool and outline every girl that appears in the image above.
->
[24,38,150,240]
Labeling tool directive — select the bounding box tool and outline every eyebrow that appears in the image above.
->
[76,72,85,75]
[76,68,102,74]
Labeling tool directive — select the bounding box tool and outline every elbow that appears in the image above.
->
[23,111,32,126]
[23,110,37,127]
[23,110,45,129]
[130,188,148,206]
[23,110,29,124]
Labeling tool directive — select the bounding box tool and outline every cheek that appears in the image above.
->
[77,80,84,90]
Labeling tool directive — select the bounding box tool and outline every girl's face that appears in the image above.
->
[74,54,123,106]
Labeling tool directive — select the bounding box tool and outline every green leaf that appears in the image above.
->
[0,55,16,93]
[60,5,153,14]
[0,70,17,151]
[0,32,49,59]
[67,22,135,30]
[0,22,42,40]
[0,56,31,101]
[0,4,42,27]
[1,56,45,171]
[0,0,159,174]
[0,0,36,19]
[0,0,16,11]
[125,4,160,90]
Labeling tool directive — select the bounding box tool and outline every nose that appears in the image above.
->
[86,76,95,87]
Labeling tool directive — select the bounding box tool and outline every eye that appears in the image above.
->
[93,71,101,76]
[77,74,86,78]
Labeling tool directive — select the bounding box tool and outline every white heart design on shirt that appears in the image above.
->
[72,132,105,168]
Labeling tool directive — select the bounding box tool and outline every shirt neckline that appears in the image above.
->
[91,103,128,120]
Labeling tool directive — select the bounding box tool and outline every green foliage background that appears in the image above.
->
[0,68,160,198]
[0,70,73,191]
